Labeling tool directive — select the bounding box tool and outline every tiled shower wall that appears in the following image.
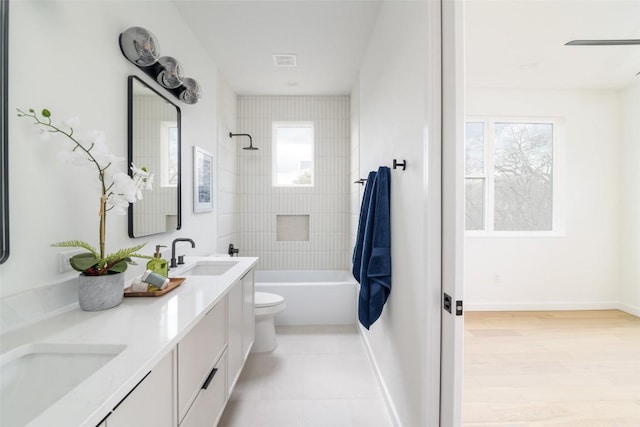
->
[237,96,350,270]
[349,82,361,266]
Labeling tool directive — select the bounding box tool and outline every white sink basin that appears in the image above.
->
[181,260,238,276]
[0,342,126,426]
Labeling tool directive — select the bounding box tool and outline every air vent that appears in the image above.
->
[272,54,297,67]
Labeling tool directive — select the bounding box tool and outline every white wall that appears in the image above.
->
[464,88,622,310]
[237,96,350,270]
[354,1,430,425]
[216,75,238,255]
[1,1,228,298]
[619,82,640,315]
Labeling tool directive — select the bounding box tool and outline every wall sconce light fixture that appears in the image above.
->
[119,27,202,105]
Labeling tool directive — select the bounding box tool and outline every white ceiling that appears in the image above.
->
[173,0,382,95]
[465,0,640,90]
[174,0,640,95]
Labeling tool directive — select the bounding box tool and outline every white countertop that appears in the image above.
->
[0,256,258,427]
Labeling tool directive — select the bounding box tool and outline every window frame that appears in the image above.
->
[465,116,565,238]
[271,121,315,187]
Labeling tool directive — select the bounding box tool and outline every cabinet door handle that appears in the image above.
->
[202,367,218,390]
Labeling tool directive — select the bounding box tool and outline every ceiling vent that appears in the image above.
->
[272,54,297,67]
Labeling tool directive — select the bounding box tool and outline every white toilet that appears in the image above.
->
[252,292,286,353]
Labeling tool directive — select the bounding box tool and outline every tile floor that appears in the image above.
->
[219,325,394,427]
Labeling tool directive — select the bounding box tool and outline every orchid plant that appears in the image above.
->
[17,108,153,276]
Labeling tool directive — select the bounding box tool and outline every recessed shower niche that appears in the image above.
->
[276,214,310,242]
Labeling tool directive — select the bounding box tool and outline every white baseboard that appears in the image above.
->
[358,325,402,427]
[615,302,640,317]
[465,301,639,317]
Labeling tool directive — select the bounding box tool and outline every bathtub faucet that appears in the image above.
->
[170,238,196,268]
[228,244,239,257]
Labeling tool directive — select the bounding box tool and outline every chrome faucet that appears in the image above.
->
[170,238,196,268]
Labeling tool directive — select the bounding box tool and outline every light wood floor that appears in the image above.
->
[463,310,640,427]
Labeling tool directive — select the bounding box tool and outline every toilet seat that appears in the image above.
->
[255,292,285,308]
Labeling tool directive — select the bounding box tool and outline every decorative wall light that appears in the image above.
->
[119,27,202,104]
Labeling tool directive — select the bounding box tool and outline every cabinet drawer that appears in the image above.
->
[179,351,227,427]
[178,298,227,422]
[107,350,174,427]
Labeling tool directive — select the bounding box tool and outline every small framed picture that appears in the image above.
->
[193,146,213,213]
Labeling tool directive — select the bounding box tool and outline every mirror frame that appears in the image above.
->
[127,75,182,238]
[0,0,9,264]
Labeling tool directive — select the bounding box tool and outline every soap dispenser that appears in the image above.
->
[147,245,168,277]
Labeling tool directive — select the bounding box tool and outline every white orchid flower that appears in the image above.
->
[130,163,153,199]
[17,107,154,274]
[130,162,149,177]
[78,131,124,167]
[102,164,124,184]
[111,172,138,203]
[144,172,154,191]
[106,193,130,215]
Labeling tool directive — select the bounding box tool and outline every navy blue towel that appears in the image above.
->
[352,170,378,283]
[357,166,391,329]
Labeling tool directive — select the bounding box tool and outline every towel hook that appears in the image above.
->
[354,179,367,185]
[393,159,406,170]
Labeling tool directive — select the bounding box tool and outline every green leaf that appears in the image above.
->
[103,243,147,265]
[108,260,129,273]
[70,253,100,271]
[51,240,100,258]
[41,109,51,118]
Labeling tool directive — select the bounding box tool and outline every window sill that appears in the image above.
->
[465,231,567,238]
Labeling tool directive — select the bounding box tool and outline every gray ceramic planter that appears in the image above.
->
[78,272,125,311]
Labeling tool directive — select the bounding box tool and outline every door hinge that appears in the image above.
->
[443,293,463,316]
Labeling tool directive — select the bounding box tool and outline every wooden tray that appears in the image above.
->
[124,277,186,297]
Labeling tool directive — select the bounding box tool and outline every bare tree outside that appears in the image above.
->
[493,123,553,231]
[465,122,485,230]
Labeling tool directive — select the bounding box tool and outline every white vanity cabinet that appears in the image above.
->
[177,295,228,426]
[106,350,175,427]
[88,264,256,427]
[241,270,255,359]
[227,279,243,393]
[227,270,255,393]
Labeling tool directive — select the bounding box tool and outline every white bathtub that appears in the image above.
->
[254,270,357,326]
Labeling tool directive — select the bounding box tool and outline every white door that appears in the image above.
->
[440,0,465,425]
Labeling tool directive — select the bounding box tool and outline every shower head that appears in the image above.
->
[229,132,257,150]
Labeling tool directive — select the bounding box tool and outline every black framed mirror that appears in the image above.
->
[127,75,181,238]
[0,0,9,264]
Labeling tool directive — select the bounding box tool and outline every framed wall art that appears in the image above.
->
[193,146,213,213]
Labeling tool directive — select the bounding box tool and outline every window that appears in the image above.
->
[465,119,557,233]
[272,122,314,186]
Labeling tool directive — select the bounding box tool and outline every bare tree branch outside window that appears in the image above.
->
[493,123,553,231]
[465,122,485,230]
[464,121,554,232]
